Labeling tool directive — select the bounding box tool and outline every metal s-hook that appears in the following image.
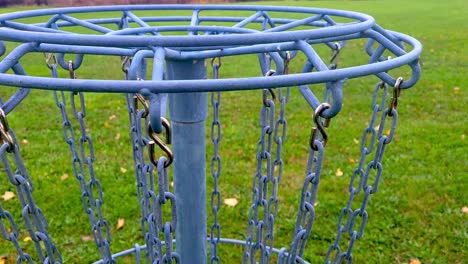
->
[133,93,149,118]
[0,108,14,152]
[148,117,173,168]
[263,69,276,107]
[310,103,331,150]
[329,42,341,70]
[388,77,403,116]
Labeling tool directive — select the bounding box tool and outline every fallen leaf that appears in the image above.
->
[385,129,391,136]
[0,256,7,264]
[23,236,32,242]
[120,167,127,173]
[409,258,421,264]
[61,173,69,180]
[335,168,343,177]
[313,201,319,207]
[1,191,15,201]
[462,206,468,214]
[22,139,28,144]
[116,218,125,230]
[170,181,174,188]
[353,138,359,144]
[348,158,357,164]
[81,235,92,242]
[104,122,110,128]
[115,133,121,140]
[109,115,117,121]
[453,86,459,95]
[462,134,465,140]
[224,198,238,207]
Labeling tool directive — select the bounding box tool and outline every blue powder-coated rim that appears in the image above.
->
[0,5,421,96]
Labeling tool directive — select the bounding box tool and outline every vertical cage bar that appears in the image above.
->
[166,59,207,264]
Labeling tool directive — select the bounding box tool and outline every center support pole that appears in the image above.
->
[166,59,207,264]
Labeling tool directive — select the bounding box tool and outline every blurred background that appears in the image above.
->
[0,0,253,7]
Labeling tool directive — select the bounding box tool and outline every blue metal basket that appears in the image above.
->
[0,5,421,264]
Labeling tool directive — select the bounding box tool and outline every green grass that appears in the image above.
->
[0,0,466,263]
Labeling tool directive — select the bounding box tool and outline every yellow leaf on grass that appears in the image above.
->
[120,167,127,173]
[348,158,357,164]
[453,86,460,95]
[115,133,121,140]
[409,258,421,264]
[22,139,28,144]
[116,218,125,230]
[1,191,15,201]
[23,236,32,242]
[0,256,7,264]
[353,138,359,144]
[61,173,69,180]
[224,198,238,207]
[81,235,92,242]
[461,206,468,214]
[109,115,117,121]
[335,168,343,177]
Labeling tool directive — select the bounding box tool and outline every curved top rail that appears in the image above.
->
[0,5,422,100]
[0,5,374,48]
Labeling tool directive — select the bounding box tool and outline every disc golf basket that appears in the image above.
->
[0,5,421,264]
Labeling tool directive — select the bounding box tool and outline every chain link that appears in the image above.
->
[0,106,62,263]
[210,57,222,264]
[325,79,403,264]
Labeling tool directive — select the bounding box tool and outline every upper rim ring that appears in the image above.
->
[0,4,375,47]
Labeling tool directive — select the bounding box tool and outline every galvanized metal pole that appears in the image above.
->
[166,59,207,264]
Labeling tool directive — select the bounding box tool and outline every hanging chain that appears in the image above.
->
[287,103,330,264]
[263,52,291,263]
[123,57,161,263]
[148,117,179,264]
[210,57,222,264]
[325,78,403,264]
[123,56,179,263]
[243,53,291,264]
[0,104,62,263]
[243,70,276,264]
[50,57,114,263]
[242,72,275,264]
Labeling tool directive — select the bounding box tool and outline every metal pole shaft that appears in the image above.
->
[166,59,207,264]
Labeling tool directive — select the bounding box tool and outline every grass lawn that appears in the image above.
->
[0,0,466,263]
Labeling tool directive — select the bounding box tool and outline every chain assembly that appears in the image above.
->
[210,57,222,264]
[287,103,330,263]
[122,56,178,263]
[243,61,291,263]
[0,105,62,263]
[49,58,114,263]
[325,78,404,264]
